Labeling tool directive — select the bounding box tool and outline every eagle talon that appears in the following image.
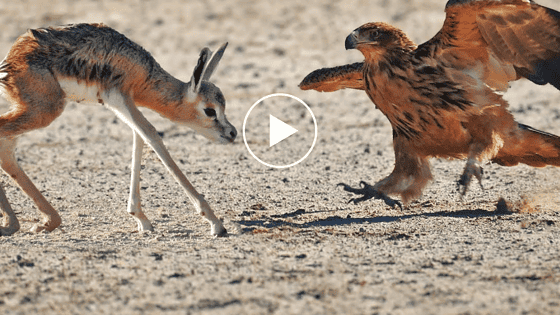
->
[458,163,483,195]
[338,181,402,209]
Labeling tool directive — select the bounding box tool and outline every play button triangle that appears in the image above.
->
[269,115,298,147]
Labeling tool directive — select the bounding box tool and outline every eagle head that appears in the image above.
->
[346,22,416,55]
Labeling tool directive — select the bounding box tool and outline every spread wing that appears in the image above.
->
[299,62,365,92]
[418,0,560,91]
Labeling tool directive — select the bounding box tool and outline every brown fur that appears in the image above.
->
[0,23,235,236]
[301,0,560,203]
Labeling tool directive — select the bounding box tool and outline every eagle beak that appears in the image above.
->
[345,32,358,50]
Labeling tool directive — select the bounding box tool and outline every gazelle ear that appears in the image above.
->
[200,42,228,82]
[190,47,211,92]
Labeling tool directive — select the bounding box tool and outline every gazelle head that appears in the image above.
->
[182,43,237,144]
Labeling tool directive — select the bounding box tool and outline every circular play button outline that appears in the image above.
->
[242,93,318,169]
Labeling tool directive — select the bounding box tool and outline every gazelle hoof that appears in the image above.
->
[212,224,227,237]
[0,226,20,236]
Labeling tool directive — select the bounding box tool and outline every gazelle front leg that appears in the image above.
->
[140,126,227,236]
[127,131,154,231]
[106,92,227,236]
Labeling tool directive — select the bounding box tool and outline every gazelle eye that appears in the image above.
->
[204,108,217,117]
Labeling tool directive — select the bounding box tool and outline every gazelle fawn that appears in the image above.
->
[0,23,236,236]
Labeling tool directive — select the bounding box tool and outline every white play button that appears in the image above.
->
[243,93,317,169]
[269,115,298,147]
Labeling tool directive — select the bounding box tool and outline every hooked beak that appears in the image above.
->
[345,32,358,50]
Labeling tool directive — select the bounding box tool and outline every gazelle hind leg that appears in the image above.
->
[104,91,226,236]
[0,180,20,236]
[0,138,61,233]
[127,131,154,231]
[0,69,65,234]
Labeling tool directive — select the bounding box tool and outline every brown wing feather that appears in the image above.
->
[299,62,364,92]
[421,0,560,91]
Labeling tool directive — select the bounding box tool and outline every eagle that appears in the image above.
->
[300,0,560,204]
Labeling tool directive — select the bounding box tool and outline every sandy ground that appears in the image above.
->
[2,0,560,314]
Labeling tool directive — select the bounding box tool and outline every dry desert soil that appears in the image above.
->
[1,0,560,314]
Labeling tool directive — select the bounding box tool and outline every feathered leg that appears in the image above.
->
[373,134,433,204]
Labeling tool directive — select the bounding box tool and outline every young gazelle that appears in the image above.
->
[0,23,236,236]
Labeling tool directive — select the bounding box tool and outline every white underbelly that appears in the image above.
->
[58,78,103,105]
